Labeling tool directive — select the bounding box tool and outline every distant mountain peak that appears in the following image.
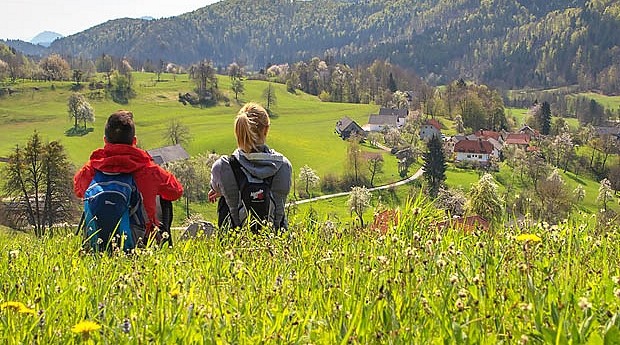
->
[30,31,63,47]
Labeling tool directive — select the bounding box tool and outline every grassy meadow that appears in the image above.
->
[2,198,620,344]
[0,73,395,181]
[1,75,614,225]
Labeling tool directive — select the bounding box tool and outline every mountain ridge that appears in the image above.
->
[5,0,620,92]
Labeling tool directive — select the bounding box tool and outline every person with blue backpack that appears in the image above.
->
[208,102,292,232]
[74,110,183,251]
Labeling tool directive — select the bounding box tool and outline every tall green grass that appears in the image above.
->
[1,197,620,344]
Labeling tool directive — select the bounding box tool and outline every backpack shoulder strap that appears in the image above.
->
[228,155,246,188]
[229,155,275,186]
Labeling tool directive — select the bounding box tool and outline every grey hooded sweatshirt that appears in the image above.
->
[210,145,292,229]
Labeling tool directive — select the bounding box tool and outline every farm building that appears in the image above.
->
[147,144,190,166]
[335,116,365,139]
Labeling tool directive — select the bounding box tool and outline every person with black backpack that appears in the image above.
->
[208,102,292,232]
[74,110,183,251]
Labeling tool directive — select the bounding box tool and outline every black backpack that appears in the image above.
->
[218,155,274,232]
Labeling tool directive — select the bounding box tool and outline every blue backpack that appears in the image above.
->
[81,171,147,252]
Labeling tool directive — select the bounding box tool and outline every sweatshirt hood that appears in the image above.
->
[232,145,285,179]
[89,143,153,173]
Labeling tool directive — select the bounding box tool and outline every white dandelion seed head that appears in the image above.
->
[578,297,592,311]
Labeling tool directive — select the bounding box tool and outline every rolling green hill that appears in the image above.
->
[0,72,403,183]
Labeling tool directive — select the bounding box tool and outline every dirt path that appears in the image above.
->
[288,167,423,206]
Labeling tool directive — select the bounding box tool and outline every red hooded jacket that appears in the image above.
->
[74,143,183,232]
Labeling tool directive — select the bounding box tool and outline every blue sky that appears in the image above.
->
[1,0,220,41]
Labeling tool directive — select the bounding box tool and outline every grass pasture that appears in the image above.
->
[0,73,388,181]
[2,199,620,344]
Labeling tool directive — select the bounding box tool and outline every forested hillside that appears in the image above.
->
[4,0,620,93]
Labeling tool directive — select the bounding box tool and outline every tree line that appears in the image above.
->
[3,0,618,94]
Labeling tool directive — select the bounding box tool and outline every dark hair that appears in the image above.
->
[105,110,135,144]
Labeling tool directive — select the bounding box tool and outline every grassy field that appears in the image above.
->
[505,107,580,131]
[0,75,615,227]
[1,199,620,344]
[0,73,393,181]
[579,92,620,111]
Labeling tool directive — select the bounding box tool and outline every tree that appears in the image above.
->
[95,53,114,86]
[39,53,70,81]
[67,92,95,132]
[2,132,76,235]
[227,62,242,80]
[263,83,277,111]
[367,132,382,147]
[454,115,465,134]
[387,72,397,93]
[460,96,486,132]
[537,169,571,223]
[71,69,83,87]
[167,153,218,219]
[539,101,552,135]
[110,71,135,104]
[347,136,365,185]
[423,135,447,198]
[167,159,197,219]
[164,119,191,146]
[366,153,384,187]
[573,185,586,203]
[597,178,614,212]
[231,79,245,100]
[392,90,409,109]
[189,60,218,104]
[466,173,504,225]
[348,186,371,228]
[298,165,320,197]
[435,187,466,216]
[384,127,402,147]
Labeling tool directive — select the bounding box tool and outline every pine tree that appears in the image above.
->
[540,101,551,135]
[423,135,447,198]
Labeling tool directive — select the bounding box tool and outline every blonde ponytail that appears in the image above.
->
[234,102,270,153]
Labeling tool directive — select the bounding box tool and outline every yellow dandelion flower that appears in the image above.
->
[19,306,36,316]
[71,320,101,334]
[516,234,541,242]
[1,301,27,312]
[170,289,181,299]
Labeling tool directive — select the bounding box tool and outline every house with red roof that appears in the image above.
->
[504,133,531,148]
[474,130,503,142]
[419,119,442,141]
[453,138,494,164]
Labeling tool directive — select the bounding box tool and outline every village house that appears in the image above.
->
[453,138,494,164]
[335,116,365,139]
[473,129,503,142]
[363,108,408,132]
[504,133,531,149]
[443,135,466,157]
[518,125,539,139]
[147,144,190,166]
[419,118,442,141]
